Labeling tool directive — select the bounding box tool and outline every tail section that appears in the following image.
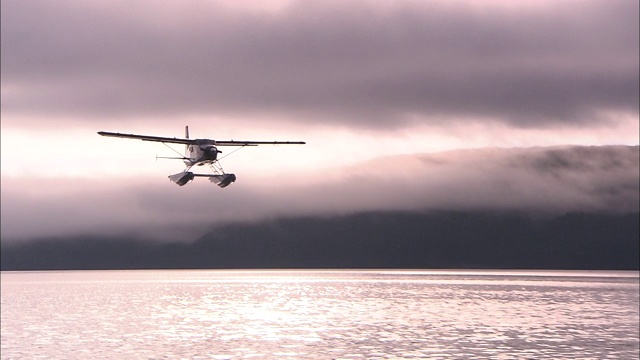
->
[184,126,190,156]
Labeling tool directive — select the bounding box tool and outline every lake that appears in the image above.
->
[1,270,638,359]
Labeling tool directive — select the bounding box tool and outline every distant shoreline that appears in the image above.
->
[3,211,638,271]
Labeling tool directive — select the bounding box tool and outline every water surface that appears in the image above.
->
[1,270,638,359]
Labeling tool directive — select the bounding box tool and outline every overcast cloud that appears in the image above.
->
[2,0,638,128]
[1,1,638,243]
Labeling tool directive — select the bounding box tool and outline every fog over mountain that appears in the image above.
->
[2,211,637,271]
[2,145,638,242]
[2,145,638,270]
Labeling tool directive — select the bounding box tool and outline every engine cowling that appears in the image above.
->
[207,146,219,160]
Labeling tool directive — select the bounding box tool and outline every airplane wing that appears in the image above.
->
[98,131,193,145]
[215,140,306,146]
[98,131,305,146]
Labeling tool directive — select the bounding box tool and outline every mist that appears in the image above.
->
[2,145,637,242]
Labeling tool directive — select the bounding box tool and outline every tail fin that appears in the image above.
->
[184,126,190,156]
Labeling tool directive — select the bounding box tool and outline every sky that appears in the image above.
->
[1,0,638,242]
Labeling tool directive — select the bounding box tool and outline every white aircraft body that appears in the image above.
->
[98,126,305,187]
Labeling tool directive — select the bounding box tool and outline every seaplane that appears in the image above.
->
[98,126,305,187]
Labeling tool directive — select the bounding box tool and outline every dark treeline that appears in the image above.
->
[2,211,638,270]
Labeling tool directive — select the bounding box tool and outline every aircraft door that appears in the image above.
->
[186,145,198,163]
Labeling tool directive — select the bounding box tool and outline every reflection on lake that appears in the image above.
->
[1,270,638,359]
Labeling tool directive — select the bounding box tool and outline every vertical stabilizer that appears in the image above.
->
[184,126,190,157]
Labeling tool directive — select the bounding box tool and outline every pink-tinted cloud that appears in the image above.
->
[2,145,637,241]
[2,0,637,129]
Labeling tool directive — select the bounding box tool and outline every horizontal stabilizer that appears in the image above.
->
[157,156,188,160]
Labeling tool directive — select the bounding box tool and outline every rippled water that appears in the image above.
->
[1,270,638,359]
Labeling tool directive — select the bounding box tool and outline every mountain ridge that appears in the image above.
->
[2,210,637,271]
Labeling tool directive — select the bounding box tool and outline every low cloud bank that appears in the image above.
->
[1,145,638,241]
